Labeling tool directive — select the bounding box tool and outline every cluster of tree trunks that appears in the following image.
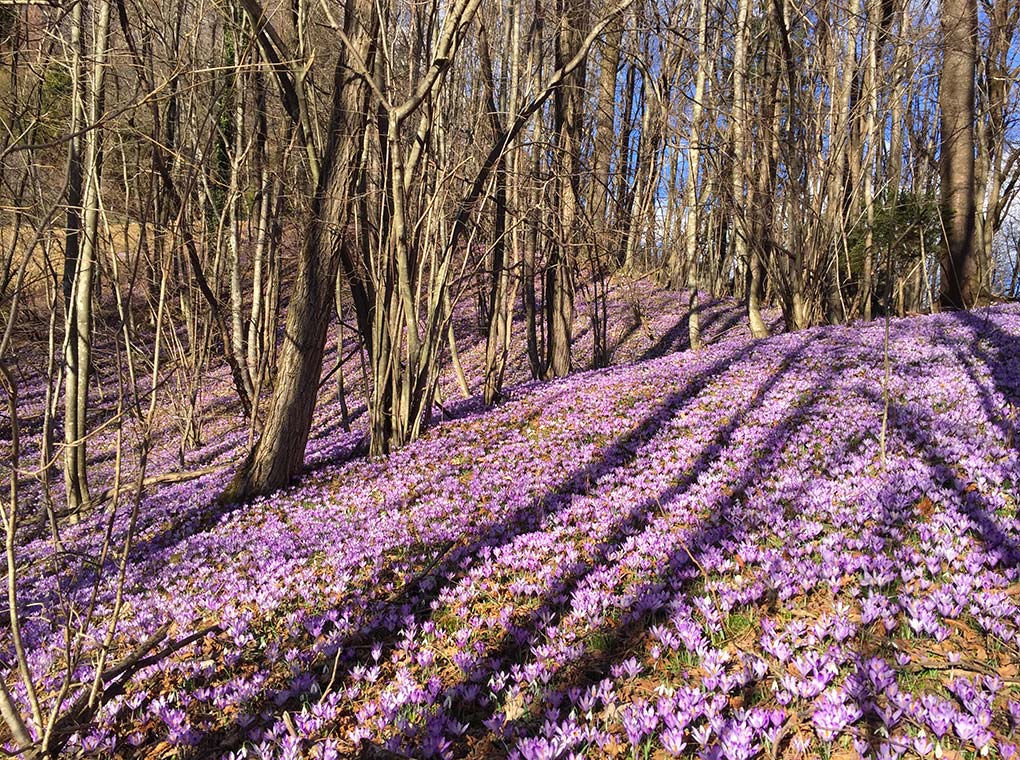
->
[0,0,1017,512]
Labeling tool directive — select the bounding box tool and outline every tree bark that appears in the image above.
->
[589,16,623,266]
[673,0,708,299]
[544,0,587,378]
[731,0,768,337]
[480,12,519,405]
[221,0,377,502]
[63,0,113,517]
[938,0,978,309]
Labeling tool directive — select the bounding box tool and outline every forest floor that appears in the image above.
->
[3,279,1020,760]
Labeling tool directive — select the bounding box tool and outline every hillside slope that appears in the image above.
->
[7,306,1020,759]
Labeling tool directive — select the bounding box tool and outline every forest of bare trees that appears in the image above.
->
[0,0,1019,753]
[3,0,1017,502]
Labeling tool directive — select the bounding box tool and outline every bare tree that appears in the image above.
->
[938,0,979,309]
[221,0,379,501]
[61,0,113,517]
[544,0,590,378]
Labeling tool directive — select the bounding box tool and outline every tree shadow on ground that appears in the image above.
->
[181,338,774,757]
[835,339,1020,753]
[639,298,742,362]
[46,308,1020,758]
[852,341,1020,564]
[463,341,830,758]
[953,309,1020,448]
[353,320,1020,758]
[181,336,846,758]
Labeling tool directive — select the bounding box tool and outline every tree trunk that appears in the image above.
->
[589,16,623,266]
[544,0,587,378]
[860,0,880,321]
[480,10,521,405]
[731,0,768,337]
[938,0,978,309]
[221,0,377,502]
[63,0,113,517]
[673,0,709,298]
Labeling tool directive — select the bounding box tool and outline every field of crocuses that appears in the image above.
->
[4,299,1020,759]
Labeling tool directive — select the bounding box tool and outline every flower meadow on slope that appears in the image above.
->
[2,302,1020,759]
